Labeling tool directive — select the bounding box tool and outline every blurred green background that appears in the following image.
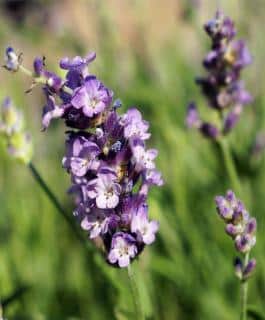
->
[0,0,264,319]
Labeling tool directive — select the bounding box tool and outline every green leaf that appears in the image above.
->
[247,305,265,320]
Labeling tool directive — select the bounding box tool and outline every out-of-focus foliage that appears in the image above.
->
[0,0,264,319]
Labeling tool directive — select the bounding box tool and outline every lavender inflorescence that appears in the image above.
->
[215,190,256,280]
[0,97,32,164]
[187,11,252,139]
[4,47,163,268]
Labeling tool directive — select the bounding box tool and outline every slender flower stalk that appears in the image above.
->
[28,162,87,247]
[127,265,144,320]
[215,191,257,320]
[218,138,241,195]
[240,252,249,320]
[0,301,3,320]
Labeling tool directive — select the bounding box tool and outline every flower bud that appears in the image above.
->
[0,97,23,135]
[4,47,21,71]
[8,131,33,164]
[243,258,256,280]
[234,257,243,280]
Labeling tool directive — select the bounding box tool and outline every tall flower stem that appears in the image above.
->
[240,252,249,320]
[127,264,144,320]
[28,162,85,246]
[218,138,242,196]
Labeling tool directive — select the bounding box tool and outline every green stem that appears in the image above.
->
[127,264,144,320]
[240,252,249,320]
[218,138,242,196]
[18,64,73,95]
[28,162,85,245]
[0,300,3,319]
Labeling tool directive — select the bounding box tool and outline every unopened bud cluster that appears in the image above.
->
[215,190,256,280]
[0,97,32,164]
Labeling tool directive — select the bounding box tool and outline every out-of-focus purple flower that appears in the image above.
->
[224,40,252,68]
[4,47,21,71]
[200,123,219,139]
[71,76,113,118]
[144,169,164,187]
[204,11,236,43]
[132,145,158,171]
[108,232,138,267]
[186,102,201,128]
[187,11,252,138]
[131,204,159,244]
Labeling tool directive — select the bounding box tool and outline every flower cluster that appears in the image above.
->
[4,48,163,267]
[0,97,32,164]
[187,11,252,139]
[215,190,256,280]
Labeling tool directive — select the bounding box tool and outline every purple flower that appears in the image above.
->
[108,232,137,267]
[81,209,117,239]
[186,102,201,128]
[60,52,96,75]
[132,145,158,171]
[87,172,121,209]
[131,204,159,244]
[204,11,236,42]
[224,40,252,68]
[122,108,151,140]
[71,76,113,118]
[33,57,63,92]
[63,134,100,177]
[144,169,164,187]
[42,91,65,129]
[4,47,21,71]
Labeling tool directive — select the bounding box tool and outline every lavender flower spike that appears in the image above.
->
[3,48,163,268]
[187,11,252,139]
[215,190,257,280]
